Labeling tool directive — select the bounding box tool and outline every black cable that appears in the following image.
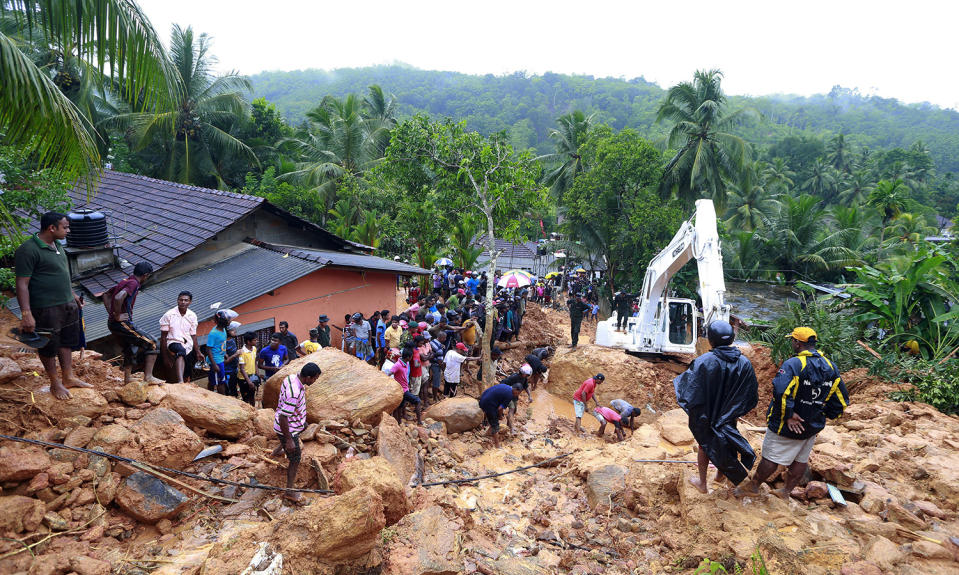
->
[0,434,334,494]
[417,452,572,487]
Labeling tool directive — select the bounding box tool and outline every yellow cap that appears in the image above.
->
[787,327,817,342]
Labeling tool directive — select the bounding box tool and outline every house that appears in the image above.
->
[473,236,558,277]
[8,170,428,358]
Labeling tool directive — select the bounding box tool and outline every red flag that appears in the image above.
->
[539,219,546,237]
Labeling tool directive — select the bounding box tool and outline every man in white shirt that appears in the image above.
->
[159,291,199,383]
[443,342,481,397]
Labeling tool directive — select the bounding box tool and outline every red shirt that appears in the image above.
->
[573,378,597,402]
[410,348,423,378]
[105,276,140,321]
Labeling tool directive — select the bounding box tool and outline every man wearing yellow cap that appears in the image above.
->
[735,327,849,499]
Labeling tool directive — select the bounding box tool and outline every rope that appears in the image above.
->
[0,434,334,495]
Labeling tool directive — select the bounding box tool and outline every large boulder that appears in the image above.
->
[382,505,462,575]
[0,446,50,482]
[115,471,190,523]
[254,408,276,436]
[262,348,402,426]
[587,464,627,508]
[273,485,386,562]
[160,383,254,438]
[131,408,204,469]
[91,424,133,453]
[333,456,409,526]
[34,387,108,420]
[424,397,484,433]
[0,495,45,533]
[377,413,418,484]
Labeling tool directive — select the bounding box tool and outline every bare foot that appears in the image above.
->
[144,375,164,385]
[50,380,72,400]
[688,476,708,494]
[64,378,93,389]
[733,482,759,499]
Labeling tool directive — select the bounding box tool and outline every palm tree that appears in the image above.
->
[838,170,872,205]
[826,133,852,173]
[113,25,255,188]
[763,157,796,195]
[829,205,877,264]
[724,162,779,231]
[363,85,397,156]
[448,216,484,270]
[656,69,751,210]
[283,93,383,221]
[327,196,361,238]
[868,179,908,255]
[760,194,857,279]
[723,230,765,279]
[886,212,935,252]
[537,110,594,200]
[0,0,173,232]
[802,158,839,201]
[353,211,383,248]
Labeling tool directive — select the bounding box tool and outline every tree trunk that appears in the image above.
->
[481,211,497,387]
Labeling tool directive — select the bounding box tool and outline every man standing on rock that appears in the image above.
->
[568,294,590,348]
[573,373,604,433]
[14,212,93,399]
[273,362,321,504]
[736,327,849,499]
[277,321,299,361]
[160,291,199,383]
[479,383,522,447]
[675,321,759,494]
[106,262,163,386]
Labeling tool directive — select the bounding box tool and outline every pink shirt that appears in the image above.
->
[273,375,307,435]
[574,378,597,402]
[159,307,198,353]
[390,359,410,391]
[595,406,621,422]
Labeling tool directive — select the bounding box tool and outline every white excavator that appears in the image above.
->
[595,198,730,355]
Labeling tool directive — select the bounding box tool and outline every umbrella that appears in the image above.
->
[497,270,533,288]
[575,268,587,273]
[434,257,453,267]
[545,272,561,279]
[505,269,533,279]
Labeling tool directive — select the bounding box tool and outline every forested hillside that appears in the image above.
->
[250,66,959,173]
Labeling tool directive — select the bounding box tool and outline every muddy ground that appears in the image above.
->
[0,301,956,575]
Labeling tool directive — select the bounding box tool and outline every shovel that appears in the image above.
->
[9,328,51,349]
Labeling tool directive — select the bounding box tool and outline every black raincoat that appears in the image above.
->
[673,346,759,485]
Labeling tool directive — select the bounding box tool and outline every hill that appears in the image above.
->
[250,65,959,173]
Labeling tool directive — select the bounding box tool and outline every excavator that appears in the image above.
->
[595,198,730,356]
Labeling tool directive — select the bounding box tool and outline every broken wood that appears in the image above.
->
[856,340,882,360]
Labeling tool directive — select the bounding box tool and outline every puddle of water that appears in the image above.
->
[528,388,601,433]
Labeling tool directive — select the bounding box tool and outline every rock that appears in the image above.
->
[382,505,461,575]
[156,518,173,535]
[910,540,952,560]
[64,426,97,448]
[864,536,903,571]
[839,561,883,575]
[262,348,402,425]
[424,420,447,435]
[146,385,167,405]
[273,485,386,561]
[117,380,149,406]
[586,464,627,508]
[70,555,112,575]
[87,448,110,477]
[254,409,276,436]
[0,446,50,481]
[0,356,23,383]
[804,481,829,500]
[882,501,927,529]
[91,424,133,453]
[131,408,203,469]
[160,383,254,438]
[115,471,190,523]
[300,423,320,441]
[659,424,695,446]
[333,456,409,526]
[0,495,45,533]
[42,510,69,531]
[301,442,338,464]
[424,397,484,433]
[913,500,951,520]
[27,472,50,493]
[377,413,418,484]
[95,472,121,506]
[34,387,108,419]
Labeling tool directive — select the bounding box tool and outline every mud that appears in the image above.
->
[0,300,957,575]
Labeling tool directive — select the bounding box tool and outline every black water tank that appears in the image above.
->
[66,209,109,247]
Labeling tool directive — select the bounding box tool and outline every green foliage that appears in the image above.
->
[694,548,770,574]
[757,290,873,368]
[242,167,326,223]
[884,358,959,415]
[0,145,72,256]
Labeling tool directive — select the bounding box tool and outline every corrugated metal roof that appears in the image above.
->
[7,245,324,343]
[248,240,430,275]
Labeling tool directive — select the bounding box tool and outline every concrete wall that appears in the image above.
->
[195,267,398,350]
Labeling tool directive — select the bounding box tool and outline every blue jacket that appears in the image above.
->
[376,319,387,348]
[765,350,849,440]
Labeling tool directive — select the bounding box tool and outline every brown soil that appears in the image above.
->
[1,299,958,575]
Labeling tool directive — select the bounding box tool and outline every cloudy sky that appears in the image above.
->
[138,0,957,109]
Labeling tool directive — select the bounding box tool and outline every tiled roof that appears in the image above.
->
[473,235,538,259]
[60,170,265,293]
[7,245,324,342]
[249,239,430,275]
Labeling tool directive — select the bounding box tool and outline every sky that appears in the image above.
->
[138,0,959,109]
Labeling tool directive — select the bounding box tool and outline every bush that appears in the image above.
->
[882,357,959,415]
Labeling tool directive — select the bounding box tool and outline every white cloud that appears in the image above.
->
[138,0,958,109]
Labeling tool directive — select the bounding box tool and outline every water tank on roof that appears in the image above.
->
[66,209,109,247]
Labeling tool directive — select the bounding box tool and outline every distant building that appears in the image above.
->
[8,170,427,360]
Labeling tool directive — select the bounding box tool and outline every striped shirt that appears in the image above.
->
[273,375,308,435]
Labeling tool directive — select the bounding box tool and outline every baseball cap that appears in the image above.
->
[399,320,408,328]
[787,327,817,342]
[456,342,468,352]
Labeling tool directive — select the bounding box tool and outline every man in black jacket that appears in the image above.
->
[568,295,590,348]
[674,320,758,493]
[613,291,635,332]
[735,327,849,499]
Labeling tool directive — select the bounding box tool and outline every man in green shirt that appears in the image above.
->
[315,314,332,348]
[14,212,93,400]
